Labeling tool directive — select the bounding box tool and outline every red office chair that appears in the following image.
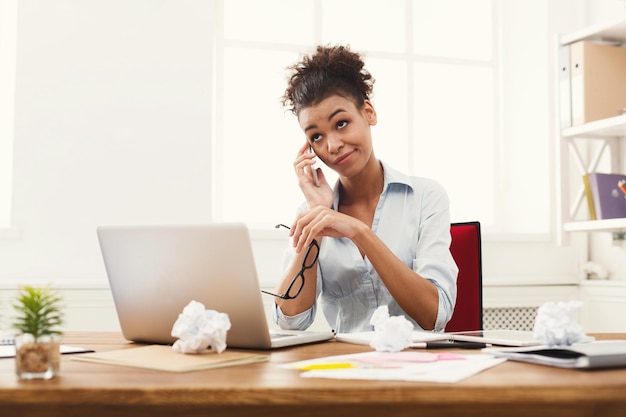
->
[445,221,483,332]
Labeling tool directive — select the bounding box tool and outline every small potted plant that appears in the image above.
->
[12,285,65,380]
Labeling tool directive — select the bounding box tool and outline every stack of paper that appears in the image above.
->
[283,351,505,383]
[0,344,93,358]
[484,340,626,369]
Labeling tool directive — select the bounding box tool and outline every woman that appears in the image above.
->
[267,45,458,333]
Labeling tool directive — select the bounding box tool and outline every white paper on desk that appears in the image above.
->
[335,330,448,346]
[283,351,506,383]
[0,344,93,358]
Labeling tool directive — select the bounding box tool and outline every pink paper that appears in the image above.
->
[350,351,465,367]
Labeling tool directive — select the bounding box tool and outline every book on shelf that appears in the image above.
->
[583,172,626,220]
[582,173,597,220]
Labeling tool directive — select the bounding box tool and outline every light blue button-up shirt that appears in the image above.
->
[274,161,458,333]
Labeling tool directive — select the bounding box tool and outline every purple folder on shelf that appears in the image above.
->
[588,173,626,220]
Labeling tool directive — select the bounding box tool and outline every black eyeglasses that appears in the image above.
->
[261,224,319,300]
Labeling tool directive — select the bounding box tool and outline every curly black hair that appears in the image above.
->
[281,45,375,116]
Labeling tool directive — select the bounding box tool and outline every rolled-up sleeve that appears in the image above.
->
[411,181,458,332]
[273,303,317,330]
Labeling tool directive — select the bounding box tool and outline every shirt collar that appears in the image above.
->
[332,160,414,209]
[380,160,413,192]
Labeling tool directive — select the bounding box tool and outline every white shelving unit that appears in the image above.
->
[560,19,626,46]
[557,20,626,332]
[558,20,626,238]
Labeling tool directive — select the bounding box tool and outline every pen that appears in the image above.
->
[410,342,488,349]
[299,362,356,371]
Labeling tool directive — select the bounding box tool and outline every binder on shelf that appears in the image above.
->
[570,41,626,126]
[587,172,626,220]
[559,45,572,128]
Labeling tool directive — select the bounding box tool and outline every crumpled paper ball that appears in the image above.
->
[171,300,231,354]
[369,305,414,352]
[533,301,585,346]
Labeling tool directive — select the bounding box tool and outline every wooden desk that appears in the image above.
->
[1,332,625,417]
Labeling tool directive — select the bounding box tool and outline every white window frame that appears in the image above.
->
[0,0,17,235]
[213,0,553,242]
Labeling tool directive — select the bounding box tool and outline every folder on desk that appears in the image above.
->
[484,340,626,369]
[72,345,269,372]
[570,41,626,125]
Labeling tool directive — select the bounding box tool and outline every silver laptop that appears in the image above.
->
[97,223,334,349]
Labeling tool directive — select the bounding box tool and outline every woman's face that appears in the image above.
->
[298,95,377,178]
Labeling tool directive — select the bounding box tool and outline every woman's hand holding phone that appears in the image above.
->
[295,142,332,208]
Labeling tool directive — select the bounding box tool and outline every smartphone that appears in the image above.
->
[309,146,320,187]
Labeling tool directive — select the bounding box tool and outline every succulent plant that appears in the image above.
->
[12,285,65,340]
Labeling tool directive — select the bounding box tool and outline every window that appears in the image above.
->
[219,0,550,236]
[0,0,17,230]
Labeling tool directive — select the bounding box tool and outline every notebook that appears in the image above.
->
[97,223,334,349]
[484,340,626,369]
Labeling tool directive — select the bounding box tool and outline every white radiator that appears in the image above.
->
[482,306,538,331]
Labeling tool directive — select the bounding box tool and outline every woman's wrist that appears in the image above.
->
[306,197,333,210]
[349,221,375,247]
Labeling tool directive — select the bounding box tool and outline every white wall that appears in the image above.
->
[1,0,214,288]
[0,0,303,332]
[584,0,626,23]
